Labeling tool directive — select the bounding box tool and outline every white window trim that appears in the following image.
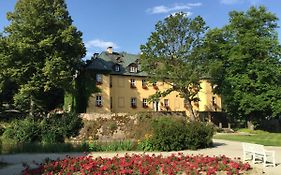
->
[96,95,102,106]
[131,97,137,107]
[143,98,148,107]
[130,66,137,73]
[130,79,136,87]
[115,65,120,72]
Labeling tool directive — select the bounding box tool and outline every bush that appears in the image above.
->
[2,117,41,143]
[185,121,214,149]
[149,117,187,151]
[138,117,214,151]
[2,112,83,144]
[41,112,83,143]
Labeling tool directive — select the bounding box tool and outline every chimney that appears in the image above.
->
[107,46,113,54]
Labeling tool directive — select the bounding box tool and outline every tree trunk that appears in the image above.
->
[247,115,254,130]
[185,97,196,121]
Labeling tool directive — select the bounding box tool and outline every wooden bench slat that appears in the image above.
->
[242,142,275,167]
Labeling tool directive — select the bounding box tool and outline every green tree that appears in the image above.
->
[140,12,208,120]
[0,35,18,110]
[204,6,281,128]
[1,0,86,115]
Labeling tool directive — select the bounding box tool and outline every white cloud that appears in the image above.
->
[147,2,202,14]
[187,3,203,7]
[84,39,119,59]
[85,39,119,50]
[220,0,244,5]
[220,0,260,5]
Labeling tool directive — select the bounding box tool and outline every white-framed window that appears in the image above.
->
[96,95,102,107]
[130,66,138,73]
[114,65,120,72]
[131,97,137,108]
[130,79,136,88]
[143,98,148,108]
[164,99,169,107]
[96,74,102,84]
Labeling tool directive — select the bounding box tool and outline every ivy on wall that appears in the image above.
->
[64,68,108,113]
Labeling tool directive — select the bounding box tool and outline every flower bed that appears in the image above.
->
[22,153,251,175]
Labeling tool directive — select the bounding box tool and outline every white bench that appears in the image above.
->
[242,142,275,167]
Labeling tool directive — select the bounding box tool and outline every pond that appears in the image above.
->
[0,141,89,154]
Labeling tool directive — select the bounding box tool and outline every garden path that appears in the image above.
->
[0,139,280,175]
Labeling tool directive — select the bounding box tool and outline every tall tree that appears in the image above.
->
[1,0,86,115]
[140,12,208,121]
[204,6,281,128]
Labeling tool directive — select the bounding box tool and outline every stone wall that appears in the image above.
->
[70,112,186,142]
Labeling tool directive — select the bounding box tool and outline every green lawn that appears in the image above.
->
[214,130,281,146]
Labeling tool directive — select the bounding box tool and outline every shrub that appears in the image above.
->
[2,112,83,144]
[2,117,41,143]
[185,121,214,149]
[41,112,83,143]
[138,117,214,151]
[149,117,188,151]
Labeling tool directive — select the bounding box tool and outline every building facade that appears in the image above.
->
[85,47,221,115]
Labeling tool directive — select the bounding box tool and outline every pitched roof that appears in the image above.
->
[86,51,147,76]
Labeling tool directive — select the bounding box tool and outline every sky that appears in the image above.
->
[0,0,281,60]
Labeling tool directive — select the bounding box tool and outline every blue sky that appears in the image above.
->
[0,0,280,59]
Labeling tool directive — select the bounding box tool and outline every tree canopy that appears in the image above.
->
[0,0,86,115]
[140,12,209,120]
[204,6,281,127]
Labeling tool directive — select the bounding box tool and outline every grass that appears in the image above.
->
[0,142,89,154]
[0,140,137,154]
[214,129,281,146]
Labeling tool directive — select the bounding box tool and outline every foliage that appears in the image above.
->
[22,153,252,175]
[41,112,83,143]
[2,113,83,144]
[0,0,86,114]
[140,12,209,120]
[185,121,214,149]
[2,117,41,143]
[203,6,281,126]
[139,117,214,151]
[75,70,101,113]
[149,117,188,151]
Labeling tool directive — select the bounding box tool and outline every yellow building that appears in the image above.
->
[85,47,221,116]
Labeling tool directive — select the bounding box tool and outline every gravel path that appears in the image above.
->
[0,139,280,175]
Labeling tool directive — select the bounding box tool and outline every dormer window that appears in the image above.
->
[114,64,120,72]
[129,63,138,73]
